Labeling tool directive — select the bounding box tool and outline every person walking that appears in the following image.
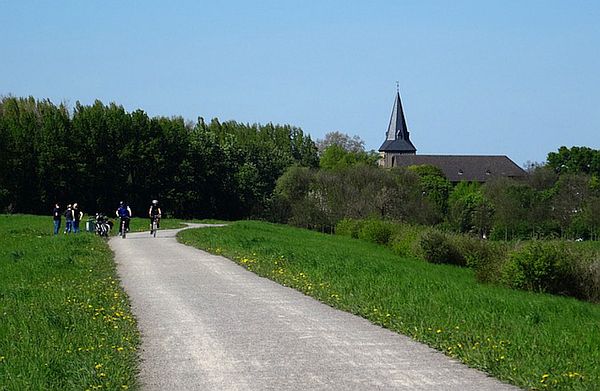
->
[64,204,74,234]
[52,203,61,235]
[73,203,84,233]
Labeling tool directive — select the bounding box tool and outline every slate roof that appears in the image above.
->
[390,154,527,182]
[379,92,416,153]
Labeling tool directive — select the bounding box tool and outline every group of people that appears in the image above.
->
[52,203,84,234]
[115,200,162,235]
[53,200,162,236]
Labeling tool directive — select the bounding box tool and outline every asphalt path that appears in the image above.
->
[111,225,518,390]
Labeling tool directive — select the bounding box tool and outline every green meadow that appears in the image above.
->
[0,215,139,390]
[179,221,600,391]
[125,217,185,233]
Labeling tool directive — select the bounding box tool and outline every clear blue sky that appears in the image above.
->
[1,1,599,166]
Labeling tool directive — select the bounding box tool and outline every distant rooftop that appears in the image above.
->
[390,154,527,182]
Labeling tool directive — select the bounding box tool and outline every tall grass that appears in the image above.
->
[179,221,600,391]
[0,215,139,390]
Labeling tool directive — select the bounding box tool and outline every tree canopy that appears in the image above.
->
[0,96,318,219]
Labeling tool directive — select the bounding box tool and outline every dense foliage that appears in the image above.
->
[0,96,318,218]
[276,145,600,240]
[336,218,600,303]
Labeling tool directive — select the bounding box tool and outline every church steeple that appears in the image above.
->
[379,87,417,154]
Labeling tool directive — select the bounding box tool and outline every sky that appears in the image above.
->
[1,1,599,166]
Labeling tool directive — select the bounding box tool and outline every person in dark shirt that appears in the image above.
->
[116,201,132,234]
[73,203,84,233]
[148,199,162,234]
[64,204,74,234]
[53,203,61,235]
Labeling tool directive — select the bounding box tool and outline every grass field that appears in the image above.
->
[179,221,600,391]
[125,217,185,233]
[0,215,139,390]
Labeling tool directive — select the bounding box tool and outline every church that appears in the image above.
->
[378,90,526,183]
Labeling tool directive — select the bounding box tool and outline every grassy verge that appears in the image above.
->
[125,217,186,233]
[178,221,600,391]
[0,215,139,390]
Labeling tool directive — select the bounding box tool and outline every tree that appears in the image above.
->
[448,182,492,236]
[547,146,600,176]
[315,131,365,154]
[551,173,591,238]
[407,165,451,221]
[319,144,379,170]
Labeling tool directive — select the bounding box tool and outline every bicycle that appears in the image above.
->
[120,217,128,239]
[150,215,160,237]
[95,213,112,238]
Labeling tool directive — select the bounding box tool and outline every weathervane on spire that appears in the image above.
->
[396,81,399,93]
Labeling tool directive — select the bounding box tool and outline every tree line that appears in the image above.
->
[0,96,318,218]
[2,95,598,240]
[275,146,600,240]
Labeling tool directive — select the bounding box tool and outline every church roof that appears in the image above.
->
[379,91,416,153]
[390,154,526,182]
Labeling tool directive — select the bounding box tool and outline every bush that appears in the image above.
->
[453,235,509,283]
[582,258,600,302]
[419,230,466,266]
[501,241,574,294]
[358,220,394,245]
[335,218,363,239]
[568,251,600,302]
[390,224,424,258]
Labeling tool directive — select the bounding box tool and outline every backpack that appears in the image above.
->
[117,206,129,217]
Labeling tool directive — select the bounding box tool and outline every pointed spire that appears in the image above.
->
[379,86,417,153]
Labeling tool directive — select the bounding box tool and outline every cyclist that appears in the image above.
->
[115,201,132,235]
[148,199,162,234]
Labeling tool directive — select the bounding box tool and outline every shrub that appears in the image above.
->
[583,258,600,302]
[453,235,509,283]
[419,230,466,266]
[358,219,394,245]
[335,218,363,238]
[568,251,600,302]
[390,224,424,258]
[501,241,574,294]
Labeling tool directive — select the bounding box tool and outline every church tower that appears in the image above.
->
[379,88,416,167]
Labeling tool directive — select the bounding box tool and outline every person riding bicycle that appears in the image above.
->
[149,199,162,234]
[115,201,132,234]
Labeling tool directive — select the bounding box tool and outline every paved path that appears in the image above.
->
[111,225,518,390]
